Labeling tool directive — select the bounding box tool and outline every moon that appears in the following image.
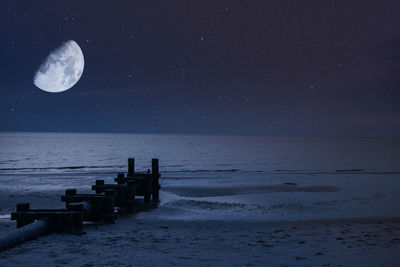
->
[34,40,84,93]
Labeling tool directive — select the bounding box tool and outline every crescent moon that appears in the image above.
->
[33,40,84,93]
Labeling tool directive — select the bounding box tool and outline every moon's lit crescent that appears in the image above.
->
[34,40,84,93]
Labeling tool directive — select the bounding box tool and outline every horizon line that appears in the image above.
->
[0,130,398,140]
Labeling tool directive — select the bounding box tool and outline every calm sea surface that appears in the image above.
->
[1,132,399,175]
[1,132,400,220]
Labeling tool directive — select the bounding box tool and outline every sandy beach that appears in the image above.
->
[1,134,400,266]
[0,172,400,267]
[0,214,399,266]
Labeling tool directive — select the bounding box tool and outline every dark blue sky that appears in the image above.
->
[1,0,399,137]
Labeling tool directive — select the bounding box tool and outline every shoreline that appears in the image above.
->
[0,165,399,265]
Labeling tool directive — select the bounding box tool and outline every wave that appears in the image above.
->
[163,184,341,197]
[0,165,124,171]
[270,169,400,174]
[172,169,241,173]
[163,169,400,175]
[0,166,399,176]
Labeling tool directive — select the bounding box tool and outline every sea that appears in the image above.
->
[1,132,400,221]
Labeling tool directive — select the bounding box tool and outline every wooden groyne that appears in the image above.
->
[0,158,161,251]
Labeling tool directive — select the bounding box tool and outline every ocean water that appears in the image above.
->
[1,132,400,220]
[1,132,400,174]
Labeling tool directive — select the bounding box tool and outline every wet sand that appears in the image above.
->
[0,216,399,266]
[0,172,400,266]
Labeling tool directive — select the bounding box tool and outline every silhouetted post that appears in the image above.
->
[104,189,115,223]
[65,189,77,196]
[96,180,104,185]
[95,180,104,194]
[16,203,32,228]
[152,158,160,202]
[16,203,29,212]
[128,158,135,176]
[117,173,125,184]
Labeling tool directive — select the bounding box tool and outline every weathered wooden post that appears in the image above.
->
[91,180,136,212]
[128,158,135,177]
[103,189,115,223]
[116,173,125,184]
[126,180,136,212]
[11,202,83,237]
[16,203,32,228]
[65,188,77,196]
[152,158,160,202]
[61,189,115,223]
[94,180,104,194]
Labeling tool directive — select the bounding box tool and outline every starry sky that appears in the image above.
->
[1,0,399,137]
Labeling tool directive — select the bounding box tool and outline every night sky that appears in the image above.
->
[1,1,399,137]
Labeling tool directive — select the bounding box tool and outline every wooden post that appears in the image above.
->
[117,173,125,184]
[152,158,159,175]
[65,189,77,195]
[128,158,135,176]
[95,180,104,194]
[103,189,115,223]
[126,180,136,212]
[152,158,160,202]
[16,203,32,228]
[16,203,30,212]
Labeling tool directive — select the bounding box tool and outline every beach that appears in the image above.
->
[0,133,399,266]
[0,211,399,266]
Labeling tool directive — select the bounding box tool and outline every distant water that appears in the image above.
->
[1,132,399,175]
